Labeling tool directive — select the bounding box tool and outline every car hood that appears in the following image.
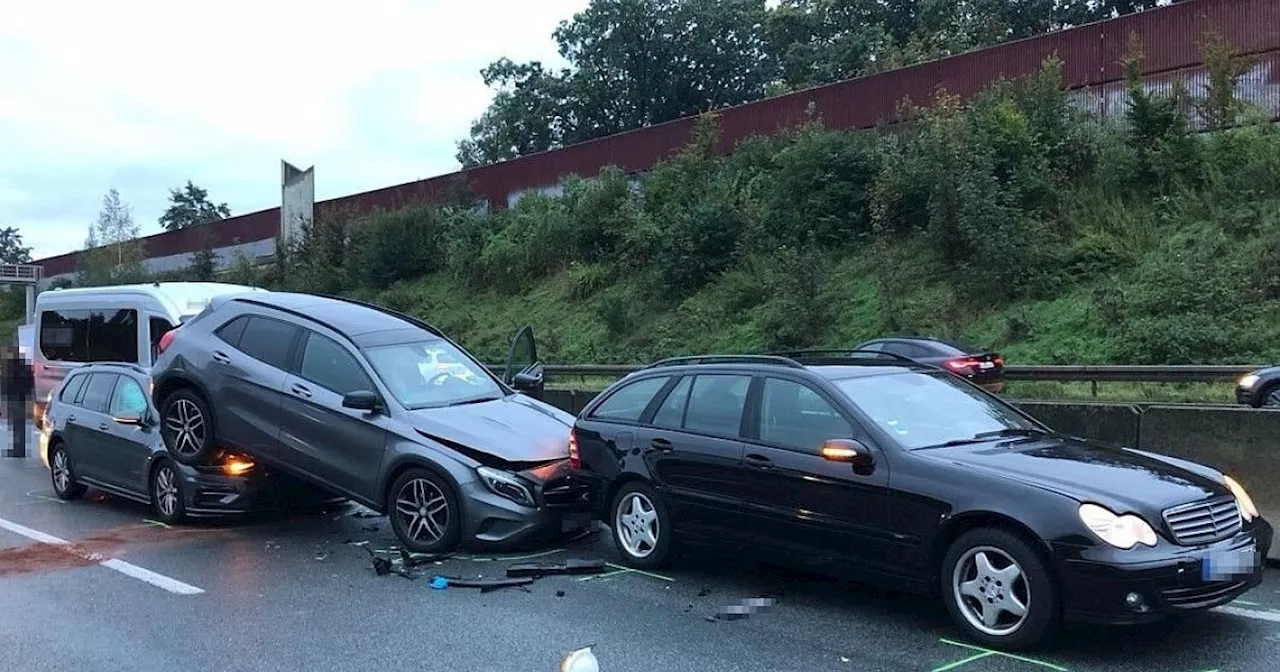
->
[922,435,1231,520]
[408,393,574,464]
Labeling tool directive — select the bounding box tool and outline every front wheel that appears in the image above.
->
[940,527,1060,651]
[609,481,674,569]
[151,459,188,525]
[387,468,461,554]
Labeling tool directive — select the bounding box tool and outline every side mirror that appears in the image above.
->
[112,411,146,427]
[512,370,542,392]
[342,390,382,412]
[820,439,876,474]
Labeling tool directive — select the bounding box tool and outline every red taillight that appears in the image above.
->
[568,429,581,470]
[157,329,177,354]
[945,357,979,372]
[994,355,1005,368]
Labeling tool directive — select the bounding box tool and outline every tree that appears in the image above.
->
[78,189,148,286]
[0,227,32,264]
[158,180,231,231]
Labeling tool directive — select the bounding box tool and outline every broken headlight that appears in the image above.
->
[476,466,536,507]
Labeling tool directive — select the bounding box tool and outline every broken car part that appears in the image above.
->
[432,575,535,593]
[505,558,606,578]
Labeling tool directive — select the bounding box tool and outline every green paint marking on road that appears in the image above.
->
[577,568,632,582]
[938,639,1071,672]
[143,519,171,529]
[932,651,995,672]
[605,562,674,582]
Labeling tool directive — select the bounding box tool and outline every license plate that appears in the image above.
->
[978,362,995,370]
[1202,547,1257,581]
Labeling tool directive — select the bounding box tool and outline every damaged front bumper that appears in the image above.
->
[459,458,596,550]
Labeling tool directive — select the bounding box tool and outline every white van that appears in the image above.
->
[31,282,267,418]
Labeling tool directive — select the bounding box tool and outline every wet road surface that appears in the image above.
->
[2,455,1279,672]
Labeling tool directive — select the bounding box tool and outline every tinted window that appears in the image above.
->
[589,376,671,422]
[683,374,751,437]
[59,373,87,403]
[214,316,250,348]
[651,376,692,428]
[79,373,119,413]
[109,377,149,417]
[237,317,300,369]
[299,332,374,396]
[758,378,854,452]
[39,308,139,363]
[834,372,1039,450]
[881,341,936,359]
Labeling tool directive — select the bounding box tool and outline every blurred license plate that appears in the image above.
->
[978,362,995,370]
[1202,548,1257,581]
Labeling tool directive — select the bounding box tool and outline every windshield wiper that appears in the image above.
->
[448,395,502,407]
[920,427,1050,449]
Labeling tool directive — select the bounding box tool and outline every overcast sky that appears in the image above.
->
[0,0,589,261]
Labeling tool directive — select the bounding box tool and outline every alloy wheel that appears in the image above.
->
[614,492,660,559]
[952,546,1032,637]
[52,449,71,494]
[1264,388,1280,409]
[155,466,179,518]
[164,399,205,458]
[394,478,449,543]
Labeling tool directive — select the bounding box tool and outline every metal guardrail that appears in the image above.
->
[486,363,1259,385]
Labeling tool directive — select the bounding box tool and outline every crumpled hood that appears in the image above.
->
[923,435,1230,520]
[409,393,575,464]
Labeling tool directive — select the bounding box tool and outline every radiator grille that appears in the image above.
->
[1162,497,1242,545]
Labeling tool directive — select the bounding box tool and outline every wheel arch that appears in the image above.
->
[928,510,1061,595]
[378,455,467,516]
[602,473,654,519]
[153,372,219,428]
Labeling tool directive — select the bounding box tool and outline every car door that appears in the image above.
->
[641,373,753,540]
[99,374,157,493]
[63,372,120,482]
[211,315,301,460]
[738,375,898,577]
[277,329,390,499]
[502,325,545,401]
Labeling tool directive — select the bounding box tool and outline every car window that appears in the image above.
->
[79,373,119,414]
[299,332,375,396]
[59,373,87,403]
[109,377,149,417]
[589,376,671,422]
[651,376,692,428]
[881,341,934,359]
[214,316,250,349]
[237,317,300,369]
[149,316,176,359]
[834,371,1039,450]
[683,374,751,437]
[38,308,139,363]
[364,339,503,409]
[758,377,854,452]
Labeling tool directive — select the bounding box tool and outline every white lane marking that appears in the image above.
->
[1216,605,1280,623]
[0,516,204,595]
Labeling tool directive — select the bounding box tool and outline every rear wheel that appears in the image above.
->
[160,388,216,466]
[941,527,1059,651]
[610,481,674,569]
[387,468,461,554]
[49,442,87,500]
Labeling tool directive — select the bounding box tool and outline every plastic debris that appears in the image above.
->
[506,558,607,578]
[560,646,599,672]
[431,575,535,593]
[430,576,449,590]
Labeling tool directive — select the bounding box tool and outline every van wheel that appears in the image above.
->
[160,388,216,466]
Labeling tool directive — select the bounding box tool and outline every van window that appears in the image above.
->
[39,309,139,364]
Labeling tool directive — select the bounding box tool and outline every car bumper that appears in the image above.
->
[457,461,596,550]
[175,466,345,518]
[1235,386,1258,406]
[1053,518,1273,625]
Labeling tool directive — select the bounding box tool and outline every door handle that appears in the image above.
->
[290,383,312,398]
[212,351,231,364]
[68,414,76,422]
[651,437,673,451]
[98,422,109,430]
[745,454,773,468]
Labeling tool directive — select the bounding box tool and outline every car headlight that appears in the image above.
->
[1078,503,1158,549]
[1224,475,1259,522]
[1238,374,1260,390]
[476,466,536,507]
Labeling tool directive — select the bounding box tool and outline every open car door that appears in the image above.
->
[503,325,545,401]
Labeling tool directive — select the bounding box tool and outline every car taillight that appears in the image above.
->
[945,357,980,372]
[568,429,581,470]
[157,329,177,354]
[994,355,1005,367]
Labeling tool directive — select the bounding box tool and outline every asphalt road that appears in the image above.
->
[2,455,1279,672]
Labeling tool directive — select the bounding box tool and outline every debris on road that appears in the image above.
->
[506,558,607,578]
[711,597,776,621]
[560,646,600,672]
[432,575,535,593]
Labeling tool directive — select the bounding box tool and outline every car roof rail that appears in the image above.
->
[229,296,347,336]
[81,361,150,375]
[295,292,446,338]
[765,348,922,366]
[643,354,806,370]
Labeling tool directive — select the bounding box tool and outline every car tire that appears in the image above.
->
[1257,382,1280,409]
[49,441,88,501]
[159,388,216,466]
[940,527,1059,651]
[150,459,189,525]
[387,467,461,554]
[609,481,674,569]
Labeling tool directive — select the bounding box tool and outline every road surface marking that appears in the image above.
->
[932,651,995,672]
[0,516,204,595]
[938,639,1069,671]
[1214,605,1280,623]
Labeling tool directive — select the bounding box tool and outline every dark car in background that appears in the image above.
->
[1236,366,1280,408]
[568,352,1271,650]
[39,362,338,523]
[150,291,591,553]
[853,336,1005,392]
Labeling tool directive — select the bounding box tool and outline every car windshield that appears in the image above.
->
[363,339,503,409]
[833,371,1042,450]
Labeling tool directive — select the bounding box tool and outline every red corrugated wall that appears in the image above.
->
[34,0,1280,277]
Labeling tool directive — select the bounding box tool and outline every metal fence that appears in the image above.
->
[486,363,1259,386]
